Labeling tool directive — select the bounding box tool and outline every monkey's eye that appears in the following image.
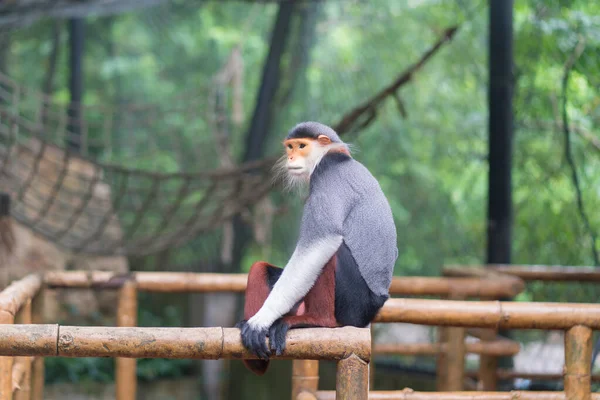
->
[299,143,306,149]
[287,144,293,149]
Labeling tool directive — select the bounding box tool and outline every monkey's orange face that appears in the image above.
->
[283,138,314,176]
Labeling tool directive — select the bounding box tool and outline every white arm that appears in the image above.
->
[247,235,342,330]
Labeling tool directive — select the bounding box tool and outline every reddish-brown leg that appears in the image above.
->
[281,255,338,328]
[243,261,277,320]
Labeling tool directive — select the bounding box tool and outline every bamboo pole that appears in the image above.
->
[336,354,368,400]
[13,300,31,400]
[0,325,371,361]
[446,264,600,282]
[476,328,498,390]
[291,360,319,400]
[369,325,375,389]
[116,280,137,400]
[0,275,42,317]
[373,339,519,356]
[435,325,449,391]
[43,271,523,298]
[29,293,44,400]
[0,311,14,400]
[564,325,592,400]
[444,293,465,391]
[374,298,600,329]
[464,369,600,382]
[316,390,600,400]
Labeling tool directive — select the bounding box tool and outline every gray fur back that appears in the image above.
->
[298,152,398,296]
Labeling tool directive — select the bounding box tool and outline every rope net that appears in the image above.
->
[0,73,275,256]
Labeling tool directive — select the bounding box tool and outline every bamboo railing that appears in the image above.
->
[0,273,373,400]
[444,264,600,386]
[2,271,599,399]
[312,298,600,400]
[43,270,523,393]
[0,271,523,399]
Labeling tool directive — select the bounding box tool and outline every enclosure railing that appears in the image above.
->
[0,270,524,399]
[43,270,524,396]
[313,298,600,400]
[444,264,600,386]
[3,272,595,399]
[0,275,43,400]
[0,274,373,400]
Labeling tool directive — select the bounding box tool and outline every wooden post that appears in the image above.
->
[478,328,499,390]
[0,310,14,400]
[13,300,31,400]
[446,292,466,391]
[30,292,44,400]
[115,280,137,400]
[369,324,375,389]
[564,325,592,400]
[445,323,466,390]
[435,326,449,390]
[478,296,499,390]
[336,354,368,400]
[291,360,319,400]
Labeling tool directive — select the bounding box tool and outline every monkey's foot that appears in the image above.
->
[268,318,290,356]
[237,319,271,360]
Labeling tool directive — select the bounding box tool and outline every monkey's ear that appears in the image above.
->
[317,135,331,146]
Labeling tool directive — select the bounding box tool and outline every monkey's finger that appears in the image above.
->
[269,320,289,356]
[251,329,271,360]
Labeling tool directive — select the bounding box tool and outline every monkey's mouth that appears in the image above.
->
[287,166,304,175]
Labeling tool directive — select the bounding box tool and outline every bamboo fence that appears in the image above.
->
[444,264,600,386]
[1,269,598,400]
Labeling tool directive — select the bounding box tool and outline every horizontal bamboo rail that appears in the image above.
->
[43,271,523,298]
[0,275,42,317]
[316,391,600,399]
[444,264,600,282]
[373,337,519,356]
[464,369,600,382]
[0,325,371,361]
[374,298,600,329]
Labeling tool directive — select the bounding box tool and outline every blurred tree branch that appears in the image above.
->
[334,25,459,136]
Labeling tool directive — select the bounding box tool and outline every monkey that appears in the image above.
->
[236,121,398,375]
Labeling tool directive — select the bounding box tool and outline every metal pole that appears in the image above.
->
[487,0,514,264]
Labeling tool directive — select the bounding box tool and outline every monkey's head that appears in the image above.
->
[274,121,350,191]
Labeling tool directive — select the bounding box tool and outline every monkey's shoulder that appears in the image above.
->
[312,153,381,193]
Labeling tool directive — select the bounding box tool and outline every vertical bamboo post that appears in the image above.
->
[478,296,498,390]
[291,360,319,400]
[369,324,375,389]
[30,291,44,400]
[444,292,466,391]
[336,354,368,400]
[116,280,137,400]
[13,300,32,400]
[0,310,14,400]
[435,324,449,391]
[564,325,592,400]
[477,328,498,390]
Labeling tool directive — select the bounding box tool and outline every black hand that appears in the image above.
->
[268,318,290,356]
[237,319,271,360]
